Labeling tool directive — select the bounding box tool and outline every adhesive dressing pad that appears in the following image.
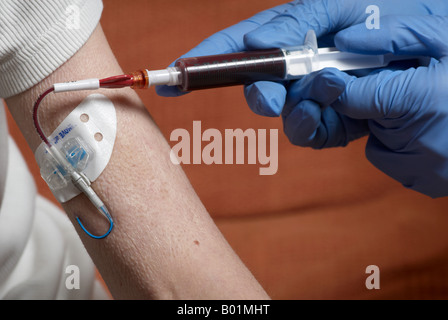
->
[35,94,117,203]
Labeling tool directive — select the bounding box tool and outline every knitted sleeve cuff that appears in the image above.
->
[0,0,103,98]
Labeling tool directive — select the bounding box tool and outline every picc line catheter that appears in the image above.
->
[33,30,424,240]
[33,87,114,239]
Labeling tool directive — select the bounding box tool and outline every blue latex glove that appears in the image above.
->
[157,0,448,147]
[157,0,448,197]
[320,15,448,198]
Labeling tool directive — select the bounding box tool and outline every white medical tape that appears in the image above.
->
[35,94,117,203]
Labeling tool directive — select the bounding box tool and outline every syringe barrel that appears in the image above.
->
[175,49,287,91]
[146,28,423,92]
[170,44,418,92]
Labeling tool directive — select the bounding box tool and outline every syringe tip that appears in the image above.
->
[130,70,148,89]
[131,68,182,89]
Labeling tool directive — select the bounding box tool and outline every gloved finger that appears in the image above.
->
[241,67,345,118]
[243,0,448,50]
[156,2,293,97]
[283,68,347,119]
[283,100,369,148]
[331,15,448,120]
[333,65,446,121]
[283,99,327,148]
[334,15,448,59]
[243,81,287,117]
[282,68,365,148]
[331,67,410,120]
[282,68,345,148]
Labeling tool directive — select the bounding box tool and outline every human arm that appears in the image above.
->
[3,6,268,299]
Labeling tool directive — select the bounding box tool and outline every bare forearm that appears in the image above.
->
[5,25,268,300]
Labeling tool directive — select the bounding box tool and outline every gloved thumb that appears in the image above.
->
[331,15,448,120]
[330,68,414,120]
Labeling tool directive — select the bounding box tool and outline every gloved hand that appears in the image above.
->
[156,0,447,145]
[157,0,446,109]
[320,15,448,198]
[157,0,448,197]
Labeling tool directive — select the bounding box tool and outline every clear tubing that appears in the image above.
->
[76,205,113,239]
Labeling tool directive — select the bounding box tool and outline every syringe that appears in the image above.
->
[50,30,426,93]
[128,30,425,92]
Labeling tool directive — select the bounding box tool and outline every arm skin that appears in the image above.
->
[5,25,269,300]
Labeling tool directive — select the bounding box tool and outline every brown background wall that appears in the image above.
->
[6,0,448,299]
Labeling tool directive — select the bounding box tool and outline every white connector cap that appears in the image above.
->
[54,79,100,93]
[145,67,181,87]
